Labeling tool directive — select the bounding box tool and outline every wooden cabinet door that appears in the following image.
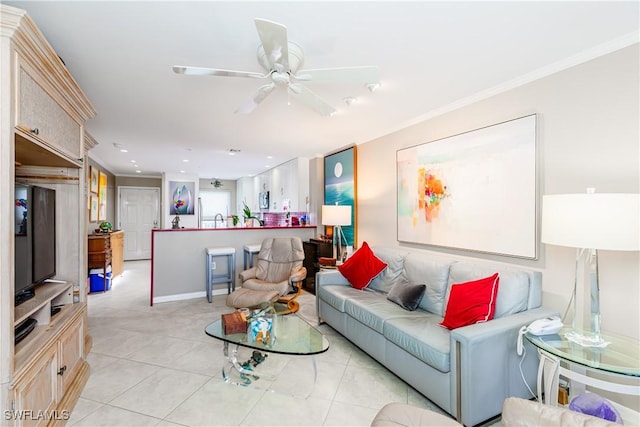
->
[16,59,82,162]
[110,231,124,277]
[12,345,58,427]
[57,316,83,398]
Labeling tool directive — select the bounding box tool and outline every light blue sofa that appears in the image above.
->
[316,247,556,427]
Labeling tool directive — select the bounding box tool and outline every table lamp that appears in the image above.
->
[541,190,640,347]
[322,204,352,263]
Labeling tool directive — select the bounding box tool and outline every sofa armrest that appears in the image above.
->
[449,307,559,427]
[316,270,350,287]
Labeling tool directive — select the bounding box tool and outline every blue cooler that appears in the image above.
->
[89,265,112,292]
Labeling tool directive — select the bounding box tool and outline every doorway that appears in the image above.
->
[117,187,160,260]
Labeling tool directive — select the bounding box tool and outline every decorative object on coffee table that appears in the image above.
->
[221,311,247,335]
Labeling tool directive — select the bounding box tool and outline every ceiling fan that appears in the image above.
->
[173,18,379,117]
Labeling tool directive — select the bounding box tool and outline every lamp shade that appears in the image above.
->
[541,193,640,251]
[322,205,352,226]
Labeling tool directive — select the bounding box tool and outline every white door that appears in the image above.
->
[118,187,159,260]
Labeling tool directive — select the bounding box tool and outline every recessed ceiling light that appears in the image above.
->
[180,170,185,173]
[267,155,273,159]
[343,96,356,106]
[120,149,128,153]
[136,170,141,174]
[130,160,136,163]
[366,82,380,92]
[183,159,189,163]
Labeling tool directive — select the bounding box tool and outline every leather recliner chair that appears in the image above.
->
[226,236,307,314]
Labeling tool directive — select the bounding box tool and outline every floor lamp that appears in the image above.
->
[541,191,640,347]
[322,204,352,263]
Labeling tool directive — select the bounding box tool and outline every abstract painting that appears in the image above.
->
[169,181,195,215]
[324,146,356,248]
[397,114,537,258]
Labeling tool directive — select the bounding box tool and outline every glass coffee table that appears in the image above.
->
[205,310,329,392]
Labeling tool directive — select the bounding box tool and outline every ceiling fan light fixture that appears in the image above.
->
[175,19,377,117]
[288,83,303,95]
[271,71,289,85]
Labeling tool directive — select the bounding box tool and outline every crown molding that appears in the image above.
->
[397,31,640,131]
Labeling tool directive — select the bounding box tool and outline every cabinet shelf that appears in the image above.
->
[14,301,83,376]
[13,281,77,376]
[14,281,73,326]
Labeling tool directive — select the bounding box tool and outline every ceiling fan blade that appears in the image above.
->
[235,83,276,114]
[294,66,379,84]
[173,65,267,79]
[288,84,336,117]
[254,18,289,71]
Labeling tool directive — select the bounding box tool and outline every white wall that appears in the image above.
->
[357,44,639,340]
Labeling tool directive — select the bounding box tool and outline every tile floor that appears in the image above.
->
[70,260,457,426]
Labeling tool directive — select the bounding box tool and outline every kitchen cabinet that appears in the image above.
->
[248,158,309,213]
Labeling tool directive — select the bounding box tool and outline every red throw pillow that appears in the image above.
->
[440,273,500,329]
[338,242,387,290]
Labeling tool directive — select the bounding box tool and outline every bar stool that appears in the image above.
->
[205,247,236,303]
[242,244,262,270]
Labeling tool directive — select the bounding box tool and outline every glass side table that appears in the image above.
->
[525,327,640,409]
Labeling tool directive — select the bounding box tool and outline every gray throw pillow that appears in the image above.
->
[387,282,426,311]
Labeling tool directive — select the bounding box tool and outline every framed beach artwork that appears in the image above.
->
[98,171,108,221]
[324,146,357,248]
[396,114,537,259]
[169,180,195,215]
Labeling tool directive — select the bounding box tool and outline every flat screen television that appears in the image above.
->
[14,183,56,305]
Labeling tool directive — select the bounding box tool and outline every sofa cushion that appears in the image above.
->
[447,262,530,318]
[440,273,499,329]
[384,314,451,373]
[344,290,424,333]
[403,253,455,316]
[317,284,360,313]
[338,242,387,290]
[387,282,426,311]
[368,247,409,293]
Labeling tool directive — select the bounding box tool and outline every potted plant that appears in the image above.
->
[231,215,239,227]
[242,202,263,226]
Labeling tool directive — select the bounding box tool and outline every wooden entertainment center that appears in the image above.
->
[1,5,96,425]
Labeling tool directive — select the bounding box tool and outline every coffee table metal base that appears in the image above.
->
[220,341,318,398]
